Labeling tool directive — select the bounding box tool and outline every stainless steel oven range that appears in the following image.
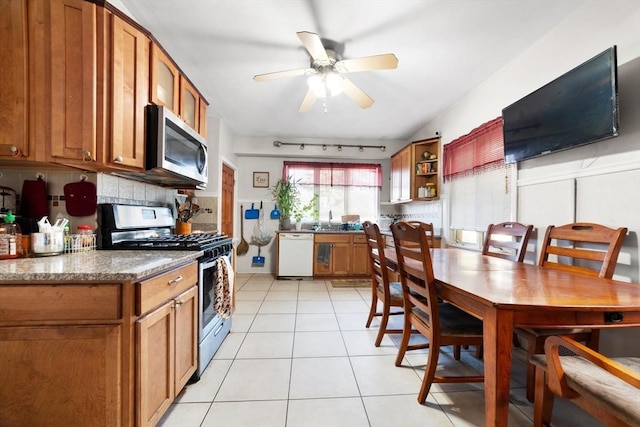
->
[98,203,233,381]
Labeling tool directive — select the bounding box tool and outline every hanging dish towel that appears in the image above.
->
[20,177,48,219]
[214,255,235,318]
[64,179,97,216]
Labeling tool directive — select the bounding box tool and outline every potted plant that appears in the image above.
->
[292,194,319,230]
[270,176,300,229]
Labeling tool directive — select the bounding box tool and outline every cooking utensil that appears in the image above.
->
[64,178,97,217]
[237,205,249,256]
[245,203,259,219]
[270,204,281,220]
[251,246,265,267]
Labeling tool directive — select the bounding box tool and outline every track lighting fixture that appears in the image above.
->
[272,140,386,152]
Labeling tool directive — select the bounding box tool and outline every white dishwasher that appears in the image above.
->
[277,232,314,278]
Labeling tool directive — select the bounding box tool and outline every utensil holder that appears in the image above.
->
[175,221,192,235]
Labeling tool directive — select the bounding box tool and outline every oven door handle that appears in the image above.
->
[167,275,184,286]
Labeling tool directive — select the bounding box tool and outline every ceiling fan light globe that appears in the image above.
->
[325,72,344,97]
[307,74,326,98]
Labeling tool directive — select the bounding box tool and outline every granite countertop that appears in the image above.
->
[0,250,202,282]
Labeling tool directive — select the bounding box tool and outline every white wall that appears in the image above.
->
[409,0,640,356]
[232,154,393,274]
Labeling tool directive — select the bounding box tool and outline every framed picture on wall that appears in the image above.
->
[253,172,269,188]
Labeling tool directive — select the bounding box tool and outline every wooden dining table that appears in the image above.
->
[384,247,640,426]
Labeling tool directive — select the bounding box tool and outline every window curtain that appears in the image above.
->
[283,162,382,188]
[444,117,514,231]
[443,117,504,181]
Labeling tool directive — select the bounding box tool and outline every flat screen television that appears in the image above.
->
[502,46,618,163]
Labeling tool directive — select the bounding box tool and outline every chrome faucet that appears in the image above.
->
[328,210,333,225]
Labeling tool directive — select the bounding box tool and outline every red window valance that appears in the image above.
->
[283,162,382,188]
[443,117,504,181]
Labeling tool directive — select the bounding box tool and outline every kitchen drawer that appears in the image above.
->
[352,234,367,244]
[137,262,197,315]
[314,233,351,243]
[0,284,122,323]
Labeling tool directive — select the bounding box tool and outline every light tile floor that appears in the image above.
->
[159,274,605,427]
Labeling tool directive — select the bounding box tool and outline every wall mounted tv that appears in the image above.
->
[502,46,618,164]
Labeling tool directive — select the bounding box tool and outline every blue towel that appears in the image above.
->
[317,243,331,266]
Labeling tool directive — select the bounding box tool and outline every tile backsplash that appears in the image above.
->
[0,169,176,232]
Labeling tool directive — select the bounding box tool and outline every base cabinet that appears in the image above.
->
[0,260,198,427]
[313,233,370,278]
[0,324,123,427]
[136,265,198,427]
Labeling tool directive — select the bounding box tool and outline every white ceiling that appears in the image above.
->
[118,0,584,141]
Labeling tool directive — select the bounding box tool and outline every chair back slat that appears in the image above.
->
[391,222,438,326]
[363,221,390,289]
[402,221,435,249]
[482,222,533,262]
[538,222,627,279]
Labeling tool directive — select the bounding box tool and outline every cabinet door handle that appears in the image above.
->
[174,300,185,308]
[168,275,183,285]
[81,150,93,162]
[113,155,124,163]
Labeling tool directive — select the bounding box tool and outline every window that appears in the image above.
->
[283,162,382,222]
[443,117,514,247]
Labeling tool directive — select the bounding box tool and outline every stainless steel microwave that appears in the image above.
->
[144,104,208,189]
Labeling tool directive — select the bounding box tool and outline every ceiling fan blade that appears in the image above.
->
[254,68,315,82]
[336,54,399,73]
[299,89,317,112]
[297,31,329,61]
[341,77,374,109]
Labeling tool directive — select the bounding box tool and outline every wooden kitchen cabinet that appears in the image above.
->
[151,43,180,113]
[0,260,198,427]
[0,282,126,427]
[47,0,99,167]
[106,13,149,170]
[0,0,208,172]
[412,137,441,200]
[390,144,411,202]
[389,137,441,203]
[151,43,208,136]
[136,262,198,427]
[351,234,370,276]
[0,0,37,162]
[313,233,370,278]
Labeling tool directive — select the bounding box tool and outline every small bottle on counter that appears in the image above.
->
[0,210,22,259]
[77,225,94,251]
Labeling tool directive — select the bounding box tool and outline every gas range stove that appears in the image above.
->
[98,204,232,258]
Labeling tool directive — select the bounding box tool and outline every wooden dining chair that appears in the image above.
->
[363,221,404,346]
[532,336,640,427]
[482,222,533,262]
[403,221,436,249]
[391,221,484,403]
[515,222,628,402]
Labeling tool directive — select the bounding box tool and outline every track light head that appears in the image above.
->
[337,145,342,151]
[300,144,305,150]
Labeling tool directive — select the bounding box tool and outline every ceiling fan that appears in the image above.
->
[253,31,398,112]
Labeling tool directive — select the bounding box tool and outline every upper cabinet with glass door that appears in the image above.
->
[151,43,207,137]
